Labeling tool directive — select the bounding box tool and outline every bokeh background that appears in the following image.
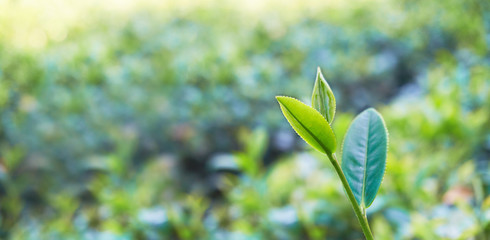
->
[0,0,489,239]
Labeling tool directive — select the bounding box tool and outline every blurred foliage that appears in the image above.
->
[0,0,489,239]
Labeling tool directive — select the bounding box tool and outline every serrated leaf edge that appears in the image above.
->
[341,108,388,208]
[276,95,337,154]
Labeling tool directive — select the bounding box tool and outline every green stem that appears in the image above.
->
[327,152,374,240]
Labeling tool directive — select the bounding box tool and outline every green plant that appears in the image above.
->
[276,67,388,240]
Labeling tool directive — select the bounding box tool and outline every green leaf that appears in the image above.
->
[311,67,336,124]
[276,96,336,154]
[341,108,388,208]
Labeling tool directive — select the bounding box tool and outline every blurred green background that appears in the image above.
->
[0,0,489,239]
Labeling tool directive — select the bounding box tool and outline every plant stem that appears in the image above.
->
[327,152,374,240]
